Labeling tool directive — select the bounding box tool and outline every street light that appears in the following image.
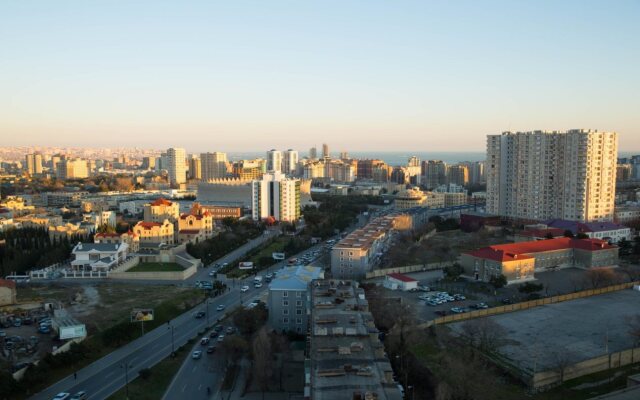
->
[167,324,175,355]
[120,361,133,399]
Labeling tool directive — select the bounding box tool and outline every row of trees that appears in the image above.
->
[0,227,83,276]
[186,219,265,265]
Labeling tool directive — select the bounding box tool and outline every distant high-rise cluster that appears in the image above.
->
[486,129,617,222]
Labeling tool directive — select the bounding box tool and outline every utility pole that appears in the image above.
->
[120,361,133,399]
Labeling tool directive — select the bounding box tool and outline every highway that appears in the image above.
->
[31,230,280,400]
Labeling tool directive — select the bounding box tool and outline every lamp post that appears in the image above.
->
[120,361,133,399]
[168,324,175,355]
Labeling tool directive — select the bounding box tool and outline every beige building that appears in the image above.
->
[56,158,89,179]
[177,203,214,244]
[143,198,180,223]
[394,187,427,209]
[0,279,17,306]
[94,231,140,252]
[447,164,469,186]
[486,129,618,222]
[201,152,228,181]
[167,147,187,187]
[0,196,35,216]
[444,192,467,207]
[48,223,91,241]
[25,153,43,175]
[461,237,619,284]
[133,220,175,246]
[188,155,201,180]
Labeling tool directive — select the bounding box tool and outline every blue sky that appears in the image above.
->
[1,1,638,152]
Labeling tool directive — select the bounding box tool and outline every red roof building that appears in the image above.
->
[384,272,419,291]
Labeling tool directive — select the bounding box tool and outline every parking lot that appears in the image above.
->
[1,311,59,372]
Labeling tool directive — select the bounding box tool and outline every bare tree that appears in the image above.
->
[252,327,273,396]
[585,267,618,288]
[552,350,575,383]
[627,315,640,346]
[460,318,507,352]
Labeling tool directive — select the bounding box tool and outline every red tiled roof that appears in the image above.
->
[150,198,173,206]
[0,279,16,289]
[466,237,615,262]
[387,273,418,283]
[180,213,204,220]
[95,232,120,238]
[136,221,162,229]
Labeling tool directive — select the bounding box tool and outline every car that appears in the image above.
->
[427,300,439,306]
[52,393,71,400]
[0,331,6,338]
[194,311,206,319]
[502,298,513,304]
[240,286,249,292]
[453,294,466,301]
[208,271,215,277]
[23,317,33,325]
[222,262,228,267]
[472,302,489,309]
[217,334,225,342]
[69,391,88,400]
[225,326,235,334]
[265,273,273,279]
[192,350,203,359]
[13,318,22,327]
[450,307,465,314]
[216,305,225,311]
[200,337,210,345]
[418,285,431,292]
[214,325,224,333]
[38,326,51,334]
[206,345,216,354]
[254,283,263,288]
[408,288,419,292]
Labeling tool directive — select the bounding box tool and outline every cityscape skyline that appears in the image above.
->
[2,1,640,151]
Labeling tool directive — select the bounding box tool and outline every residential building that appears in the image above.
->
[461,237,619,285]
[308,279,403,400]
[322,143,329,158]
[267,265,324,333]
[167,147,187,186]
[356,159,386,180]
[177,203,214,244]
[49,223,91,241]
[309,146,318,160]
[141,156,156,170]
[486,129,618,222]
[330,216,397,279]
[614,206,640,224]
[42,192,88,207]
[200,205,242,220]
[94,231,140,252]
[424,191,445,208]
[282,149,299,176]
[201,152,228,181]
[266,149,283,172]
[394,187,427,209]
[0,279,17,306]
[133,220,175,246]
[56,158,89,179]
[71,242,129,271]
[421,160,447,189]
[544,219,632,243]
[143,198,180,223]
[0,196,35,216]
[444,192,467,207]
[232,159,265,180]
[462,161,485,185]
[251,171,301,222]
[188,155,201,180]
[25,153,43,175]
[447,164,469,186]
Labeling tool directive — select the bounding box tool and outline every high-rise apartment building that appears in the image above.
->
[25,153,43,175]
[322,143,329,158]
[56,158,89,179]
[266,149,283,172]
[447,164,469,186]
[282,149,299,176]
[188,155,201,180]
[309,146,318,160]
[232,159,265,181]
[201,152,227,181]
[167,148,186,186]
[251,171,300,222]
[421,160,447,189]
[141,156,156,170]
[486,129,618,222]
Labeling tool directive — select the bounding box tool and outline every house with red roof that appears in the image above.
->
[95,230,140,252]
[143,198,180,224]
[460,237,619,284]
[133,219,175,246]
[177,203,215,244]
[384,272,419,291]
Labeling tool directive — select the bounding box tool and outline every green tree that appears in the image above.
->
[518,282,543,294]
[489,274,507,289]
[444,263,464,280]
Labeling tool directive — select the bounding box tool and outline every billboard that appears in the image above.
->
[272,252,285,260]
[238,261,254,270]
[60,324,87,340]
[131,309,154,322]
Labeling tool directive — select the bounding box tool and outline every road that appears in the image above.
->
[162,241,331,400]
[31,230,280,400]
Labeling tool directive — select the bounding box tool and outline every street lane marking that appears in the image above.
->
[182,384,187,392]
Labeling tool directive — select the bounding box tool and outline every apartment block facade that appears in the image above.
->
[486,129,617,222]
[251,171,301,222]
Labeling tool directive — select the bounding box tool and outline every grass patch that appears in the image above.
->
[107,345,190,400]
[128,262,184,272]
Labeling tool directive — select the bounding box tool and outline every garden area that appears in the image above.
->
[127,262,184,272]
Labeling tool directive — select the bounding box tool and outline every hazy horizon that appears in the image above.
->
[1,1,639,151]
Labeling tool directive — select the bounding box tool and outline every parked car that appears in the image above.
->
[254,282,263,288]
[52,393,71,400]
[450,307,466,314]
[0,331,6,338]
[206,345,216,354]
[225,326,235,334]
[216,305,225,311]
[472,302,489,309]
[192,350,203,359]
[240,286,249,293]
[214,325,224,333]
[13,318,22,327]
[502,298,513,304]
[70,391,88,400]
[38,326,51,334]
[208,271,215,277]
[217,334,225,342]
[453,294,466,301]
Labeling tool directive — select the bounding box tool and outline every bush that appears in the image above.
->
[139,367,152,380]
[444,263,464,280]
[489,274,507,289]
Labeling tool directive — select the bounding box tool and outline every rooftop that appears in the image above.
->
[466,237,615,262]
[386,273,417,283]
[149,198,174,206]
[269,265,324,291]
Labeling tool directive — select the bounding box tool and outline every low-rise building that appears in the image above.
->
[71,242,129,271]
[0,279,17,306]
[200,205,242,220]
[461,237,619,285]
[177,203,214,244]
[0,196,35,216]
[514,227,565,242]
[133,220,175,246]
[308,279,403,400]
[94,231,140,252]
[614,206,640,224]
[143,198,180,223]
[383,273,418,291]
[545,219,632,243]
[48,223,91,240]
[267,265,324,334]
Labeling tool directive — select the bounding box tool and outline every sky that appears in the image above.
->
[1,0,639,152]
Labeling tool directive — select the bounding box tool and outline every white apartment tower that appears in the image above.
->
[266,149,283,172]
[486,129,617,222]
[251,171,301,222]
[282,149,299,176]
[167,147,187,186]
[201,152,228,181]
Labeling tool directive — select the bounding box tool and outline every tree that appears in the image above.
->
[114,177,134,192]
[627,315,640,346]
[97,224,115,234]
[563,230,575,238]
[460,318,507,352]
[518,282,544,294]
[219,336,249,367]
[233,303,268,335]
[576,232,589,239]
[252,327,273,395]
[552,350,575,383]
[443,263,464,280]
[585,267,618,289]
[489,274,507,289]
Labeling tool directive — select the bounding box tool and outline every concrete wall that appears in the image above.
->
[0,286,17,306]
[364,262,451,279]
[109,263,197,281]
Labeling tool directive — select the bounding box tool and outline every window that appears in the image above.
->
[283,300,289,306]
[283,291,288,297]
[283,318,289,324]
[296,309,302,315]
[296,291,302,298]
[296,300,302,307]
[283,309,289,315]
[296,318,302,324]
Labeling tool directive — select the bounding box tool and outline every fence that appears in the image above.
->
[12,337,85,381]
[419,281,639,328]
[365,262,453,279]
[109,263,198,281]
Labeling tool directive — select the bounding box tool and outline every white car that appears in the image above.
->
[217,334,225,342]
[52,393,71,400]
[192,350,203,359]
[216,305,225,311]
[240,286,249,292]
[254,282,263,288]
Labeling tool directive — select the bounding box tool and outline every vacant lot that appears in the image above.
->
[127,262,184,272]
